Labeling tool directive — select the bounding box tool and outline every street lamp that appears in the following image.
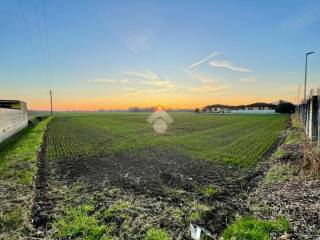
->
[304,51,315,103]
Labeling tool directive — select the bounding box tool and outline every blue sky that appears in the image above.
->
[1,0,320,110]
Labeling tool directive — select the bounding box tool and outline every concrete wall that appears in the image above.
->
[300,90,320,142]
[0,105,28,143]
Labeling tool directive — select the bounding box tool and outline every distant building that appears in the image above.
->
[245,103,276,111]
[0,100,28,143]
[202,102,276,114]
[202,104,231,113]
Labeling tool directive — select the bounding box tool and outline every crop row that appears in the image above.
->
[45,113,288,168]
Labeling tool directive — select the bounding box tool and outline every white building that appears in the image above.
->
[202,105,231,113]
[0,100,28,143]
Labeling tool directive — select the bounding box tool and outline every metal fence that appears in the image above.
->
[299,88,320,144]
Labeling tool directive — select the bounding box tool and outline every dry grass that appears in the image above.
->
[301,143,320,178]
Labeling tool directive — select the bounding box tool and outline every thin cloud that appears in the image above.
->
[185,70,217,83]
[125,69,179,90]
[139,80,176,88]
[124,86,181,96]
[88,78,129,84]
[124,68,228,95]
[239,76,257,83]
[124,70,159,80]
[209,60,251,72]
[188,51,219,69]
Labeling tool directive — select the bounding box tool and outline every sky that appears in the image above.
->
[1,0,320,110]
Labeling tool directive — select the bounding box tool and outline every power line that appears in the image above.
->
[18,0,48,88]
[18,0,54,112]
[33,0,49,82]
[18,0,35,49]
[42,0,51,80]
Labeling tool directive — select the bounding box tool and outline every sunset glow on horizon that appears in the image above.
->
[1,1,320,111]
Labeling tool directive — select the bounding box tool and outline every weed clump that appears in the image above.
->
[103,200,130,219]
[198,185,217,198]
[222,216,291,240]
[188,203,211,222]
[165,206,184,222]
[51,204,108,240]
[144,228,170,240]
[0,208,24,232]
[262,164,295,186]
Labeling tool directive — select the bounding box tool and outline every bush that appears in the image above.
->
[144,228,170,240]
[275,101,295,114]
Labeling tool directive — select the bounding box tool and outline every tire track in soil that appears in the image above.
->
[31,131,56,233]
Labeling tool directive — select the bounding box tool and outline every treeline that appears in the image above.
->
[128,106,172,112]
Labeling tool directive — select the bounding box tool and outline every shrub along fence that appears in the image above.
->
[299,88,320,144]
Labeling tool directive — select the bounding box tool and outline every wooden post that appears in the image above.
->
[50,90,53,115]
[312,95,318,140]
[318,89,320,146]
[307,99,312,138]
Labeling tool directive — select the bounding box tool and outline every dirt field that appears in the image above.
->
[32,112,288,239]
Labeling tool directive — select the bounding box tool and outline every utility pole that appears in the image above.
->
[49,90,53,115]
[302,52,315,131]
[298,84,300,105]
[304,52,315,103]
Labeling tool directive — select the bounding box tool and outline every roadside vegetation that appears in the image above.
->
[225,113,320,239]
[0,117,52,239]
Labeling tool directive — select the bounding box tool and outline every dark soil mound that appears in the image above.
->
[276,143,303,164]
[53,147,243,196]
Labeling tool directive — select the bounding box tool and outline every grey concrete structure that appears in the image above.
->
[0,100,28,143]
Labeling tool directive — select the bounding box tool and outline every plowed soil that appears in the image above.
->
[31,113,287,239]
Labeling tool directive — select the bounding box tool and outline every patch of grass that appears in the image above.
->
[222,216,291,240]
[198,185,217,198]
[102,200,130,220]
[285,131,304,144]
[51,204,108,240]
[262,164,295,186]
[273,147,285,159]
[0,208,25,232]
[0,116,53,185]
[188,203,211,222]
[144,228,170,240]
[165,206,184,222]
[290,113,300,129]
[0,117,52,237]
